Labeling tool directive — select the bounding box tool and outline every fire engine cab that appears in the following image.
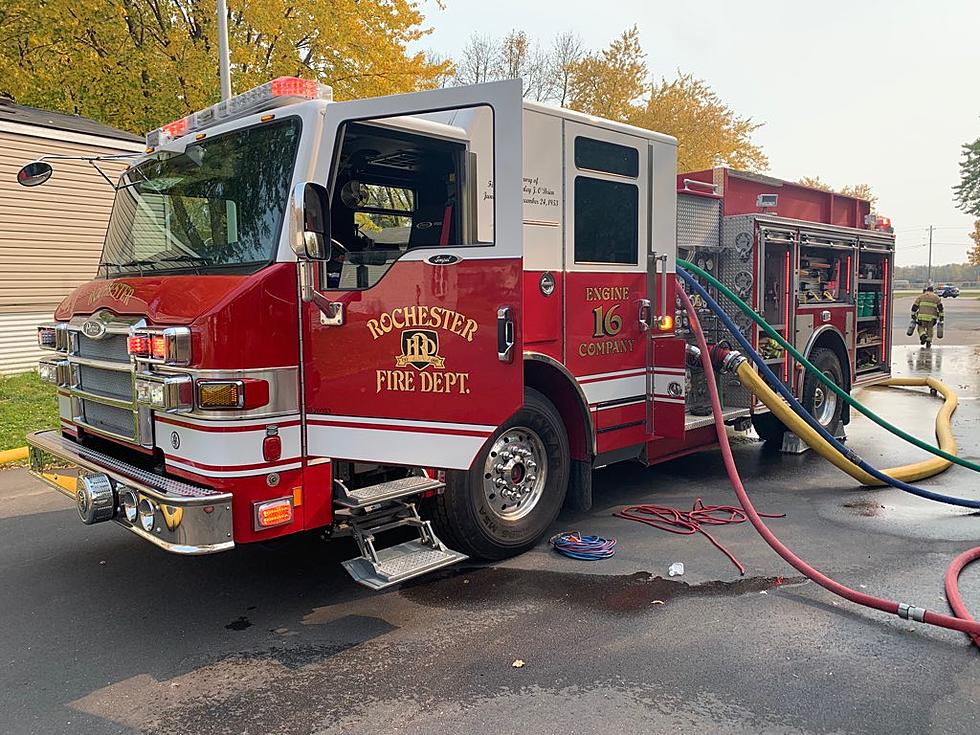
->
[23,78,894,589]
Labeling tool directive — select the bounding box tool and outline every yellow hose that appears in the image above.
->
[737,362,957,486]
[0,446,29,465]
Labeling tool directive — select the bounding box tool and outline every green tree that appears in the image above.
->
[565,29,766,171]
[566,26,647,121]
[799,177,878,209]
[0,0,450,134]
[954,137,980,216]
[968,220,980,267]
[632,73,767,172]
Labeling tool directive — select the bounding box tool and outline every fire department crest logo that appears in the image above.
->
[395,329,445,371]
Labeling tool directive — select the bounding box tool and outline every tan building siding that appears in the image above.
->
[0,126,141,373]
[0,131,136,314]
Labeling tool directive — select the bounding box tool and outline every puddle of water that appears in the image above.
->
[401,567,805,614]
[843,499,884,517]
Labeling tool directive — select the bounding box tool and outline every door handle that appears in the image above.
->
[497,306,514,363]
[651,251,669,329]
[638,298,652,332]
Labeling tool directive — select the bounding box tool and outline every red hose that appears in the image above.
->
[945,547,980,647]
[616,499,784,575]
[677,284,980,646]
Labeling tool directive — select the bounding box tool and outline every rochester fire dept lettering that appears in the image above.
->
[370,307,472,394]
[366,306,478,342]
[86,281,135,306]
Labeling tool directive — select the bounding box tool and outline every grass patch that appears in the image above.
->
[0,371,59,451]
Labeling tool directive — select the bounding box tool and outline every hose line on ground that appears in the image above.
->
[677,284,980,647]
[678,256,980,475]
[739,366,956,486]
[677,267,980,509]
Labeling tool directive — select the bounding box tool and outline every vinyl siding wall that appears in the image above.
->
[0,126,141,374]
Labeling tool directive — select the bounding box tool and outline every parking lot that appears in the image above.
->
[1,297,979,735]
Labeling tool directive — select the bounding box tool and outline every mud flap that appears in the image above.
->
[564,458,593,513]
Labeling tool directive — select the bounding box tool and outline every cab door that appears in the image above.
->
[302,81,524,470]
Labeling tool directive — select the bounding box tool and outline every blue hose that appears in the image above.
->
[677,266,980,509]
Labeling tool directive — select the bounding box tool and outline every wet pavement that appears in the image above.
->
[2,341,979,733]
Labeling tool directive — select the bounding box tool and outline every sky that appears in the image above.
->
[416,0,980,266]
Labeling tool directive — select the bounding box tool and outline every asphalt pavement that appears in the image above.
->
[1,301,979,734]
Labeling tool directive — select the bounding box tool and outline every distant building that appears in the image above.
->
[0,99,142,374]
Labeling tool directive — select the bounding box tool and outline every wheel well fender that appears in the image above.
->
[523,353,594,461]
[805,327,852,422]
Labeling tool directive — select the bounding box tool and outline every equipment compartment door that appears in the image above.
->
[302,81,524,470]
[562,121,651,454]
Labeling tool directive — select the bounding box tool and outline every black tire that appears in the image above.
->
[751,411,787,444]
[801,347,845,436]
[427,387,569,560]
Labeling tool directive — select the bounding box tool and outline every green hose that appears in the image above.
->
[677,257,980,474]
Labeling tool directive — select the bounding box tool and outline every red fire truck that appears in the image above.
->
[22,78,894,589]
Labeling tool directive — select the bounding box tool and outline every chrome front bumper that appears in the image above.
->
[27,430,234,555]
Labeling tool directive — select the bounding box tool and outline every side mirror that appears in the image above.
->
[17,161,53,187]
[291,181,331,260]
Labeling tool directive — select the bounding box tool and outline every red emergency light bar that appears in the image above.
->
[146,76,332,148]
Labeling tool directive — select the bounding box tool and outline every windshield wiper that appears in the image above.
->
[157,254,211,265]
[102,259,160,275]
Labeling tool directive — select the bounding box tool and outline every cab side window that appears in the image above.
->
[327,122,466,289]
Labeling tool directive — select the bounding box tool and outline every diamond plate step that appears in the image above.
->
[335,476,444,510]
[341,539,466,591]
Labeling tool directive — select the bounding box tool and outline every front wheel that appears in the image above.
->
[427,387,569,560]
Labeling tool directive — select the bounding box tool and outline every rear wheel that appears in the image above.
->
[751,411,787,444]
[802,347,845,436]
[427,387,569,560]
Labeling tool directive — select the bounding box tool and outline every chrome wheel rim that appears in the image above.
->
[482,426,548,521]
[812,371,838,427]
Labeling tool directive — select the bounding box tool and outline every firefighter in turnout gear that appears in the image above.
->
[911,285,944,348]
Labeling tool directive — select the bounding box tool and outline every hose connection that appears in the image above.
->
[685,343,746,373]
[897,603,927,622]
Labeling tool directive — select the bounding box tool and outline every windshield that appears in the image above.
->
[100,118,301,277]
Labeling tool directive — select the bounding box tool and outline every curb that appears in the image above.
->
[0,447,29,465]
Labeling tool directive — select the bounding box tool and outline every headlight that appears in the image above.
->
[38,359,68,386]
[37,323,69,352]
[135,374,193,411]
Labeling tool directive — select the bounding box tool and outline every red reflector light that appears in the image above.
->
[254,498,293,529]
[263,433,282,462]
[150,335,167,360]
[127,335,150,355]
[161,117,189,139]
[270,76,320,98]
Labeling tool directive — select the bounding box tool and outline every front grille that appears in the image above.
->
[77,333,129,362]
[69,315,140,443]
[78,364,132,400]
[81,399,135,439]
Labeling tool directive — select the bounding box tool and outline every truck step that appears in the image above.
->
[334,475,444,510]
[342,539,466,590]
[340,500,465,590]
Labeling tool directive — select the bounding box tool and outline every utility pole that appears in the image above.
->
[217,0,232,100]
[927,225,933,286]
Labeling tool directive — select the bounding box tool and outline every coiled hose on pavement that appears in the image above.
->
[677,267,980,510]
[739,367,956,486]
[677,284,980,647]
[678,257,980,476]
